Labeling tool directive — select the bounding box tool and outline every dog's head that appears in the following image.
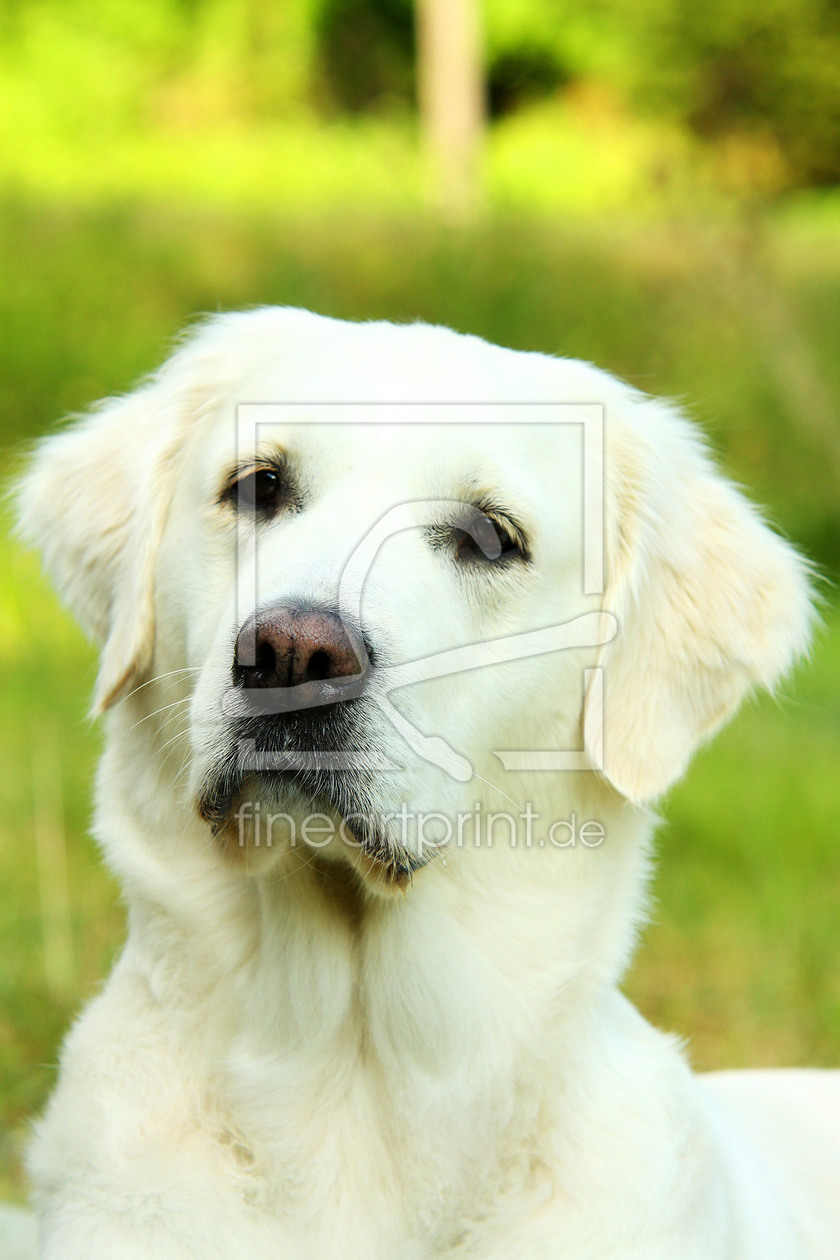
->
[15,309,813,892]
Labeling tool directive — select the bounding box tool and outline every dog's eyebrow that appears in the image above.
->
[470,492,526,526]
[464,488,529,530]
[217,451,284,495]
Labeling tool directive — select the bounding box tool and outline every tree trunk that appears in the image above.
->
[415,0,485,217]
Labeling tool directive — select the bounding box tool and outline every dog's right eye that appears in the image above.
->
[428,505,530,569]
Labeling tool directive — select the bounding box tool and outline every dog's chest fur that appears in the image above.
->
[198,866,566,1255]
[118,852,715,1260]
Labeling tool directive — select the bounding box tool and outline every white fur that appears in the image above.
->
[12,309,838,1259]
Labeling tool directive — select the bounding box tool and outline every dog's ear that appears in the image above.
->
[15,368,192,714]
[585,398,814,804]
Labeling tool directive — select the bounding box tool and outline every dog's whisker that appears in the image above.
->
[154,722,192,762]
[118,667,204,704]
[125,695,193,735]
[149,719,194,783]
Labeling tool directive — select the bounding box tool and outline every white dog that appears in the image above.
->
[11,308,839,1259]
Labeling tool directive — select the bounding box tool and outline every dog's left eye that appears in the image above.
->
[450,511,528,565]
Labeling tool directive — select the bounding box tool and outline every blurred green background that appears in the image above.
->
[1,0,839,1203]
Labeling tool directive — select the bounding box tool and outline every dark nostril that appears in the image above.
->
[255,640,277,677]
[305,649,332,682]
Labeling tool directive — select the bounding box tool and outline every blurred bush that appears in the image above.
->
[612,0,840,190]
[486,45,570,119]
[2,0,840,197]
[316,0,415,113]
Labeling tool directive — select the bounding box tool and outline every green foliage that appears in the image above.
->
[0,0,318,140]
[313,0,578,117]
[487,45,569,119]
[612,0,840,187]
[315,0,415,113]
[1,0,839,195]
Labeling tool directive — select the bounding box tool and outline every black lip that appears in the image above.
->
[234,671,370,715]
[233,703,365,755]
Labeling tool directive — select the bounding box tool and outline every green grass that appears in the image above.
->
[1,200,838,1200]
[0,535,115,1201]
[626,606,840,1070]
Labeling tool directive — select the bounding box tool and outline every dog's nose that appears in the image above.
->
[233,607,367,691]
